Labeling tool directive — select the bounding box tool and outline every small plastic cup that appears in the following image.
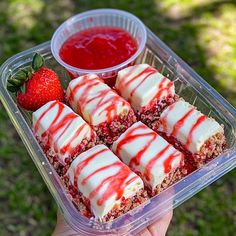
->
[51,9,147,85]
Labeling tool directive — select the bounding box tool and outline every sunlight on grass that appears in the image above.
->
[7,0,44,31]
[198,3,236,105]
[155,0,236,106]
[158,0,212,16]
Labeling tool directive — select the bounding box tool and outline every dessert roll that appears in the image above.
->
[32,100,97,175]
[64,145,148,221]
[115,64,178,129]
[112,121,184,196]
[66,74,137,145]
[157,100,226,168]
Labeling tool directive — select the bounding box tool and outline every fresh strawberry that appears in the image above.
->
[7,53,64,111]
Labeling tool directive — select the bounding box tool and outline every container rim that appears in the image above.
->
[51,8,147,76]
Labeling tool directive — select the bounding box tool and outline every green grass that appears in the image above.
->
[0,0,236,235]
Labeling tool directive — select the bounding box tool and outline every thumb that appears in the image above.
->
[52,209,79,236]
[138,210,173,236]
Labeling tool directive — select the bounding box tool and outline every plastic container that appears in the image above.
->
[51,9,147,85]
[0,28,236,235]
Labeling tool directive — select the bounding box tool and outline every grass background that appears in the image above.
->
[0,0,236,235]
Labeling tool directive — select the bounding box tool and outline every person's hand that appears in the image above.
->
[52,209,173,236]
[137,210,173,236]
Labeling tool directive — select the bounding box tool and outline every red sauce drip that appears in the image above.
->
[163,151,184,174]
[60,123,88,155]
[118,66,174,107]
[171,108,195,137]
[114,122,182,181]
[121,66,156,87]
[68,75,128,124]
[129,134,156,167]
[51,112,78,153]
[125,67,156,103]
[185,115,207,149]
[144,144,171,181]
[143,77,174,111]
[115,123,156,165]
[155,77,174,99]
[34,101,58,133]
[161,102,209,153]
[161,103,176,132]
[81,161,121,186]
[68,75,100,117]
[87,162,137,206]
[73,147,107,189]
[73,147,138,206]
[59,26,137,70]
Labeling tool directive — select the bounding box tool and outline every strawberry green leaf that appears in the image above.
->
[27,70,32,80]
[22,68,32,81]
[32,53,44,71]
[14,70,27,81]
[8,77,23,87]
[20,83,26,94]
[7,83,18,93]
[7,68,30,93]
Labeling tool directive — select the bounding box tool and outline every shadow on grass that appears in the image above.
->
[0,0,236,236]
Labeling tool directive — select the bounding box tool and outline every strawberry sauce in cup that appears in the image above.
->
[59,26,137,71]
[51,9,147,86]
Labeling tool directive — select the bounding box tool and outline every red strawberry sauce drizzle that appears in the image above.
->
[129,133,156,167]
[121,66,155,88]
[59,123,89,155]
[171,108,195,137]
[125,66,156,103]
[73,147,107,188]
[118,65,174,106]
[163,151,183,173]
[73,147,138,206]
[185,115,207,149]
[114,123,182,180]
[154,77,174,101]
[33,101,94,157]
[144,144,171,181]
[161,103,176,132]
[34,101,59,133]
[68,75,129,124]
[160,102,208,151]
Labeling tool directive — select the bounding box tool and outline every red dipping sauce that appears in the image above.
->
[59,26,137,70]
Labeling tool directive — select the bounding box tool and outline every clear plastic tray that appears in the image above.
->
[0,28,236,235]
